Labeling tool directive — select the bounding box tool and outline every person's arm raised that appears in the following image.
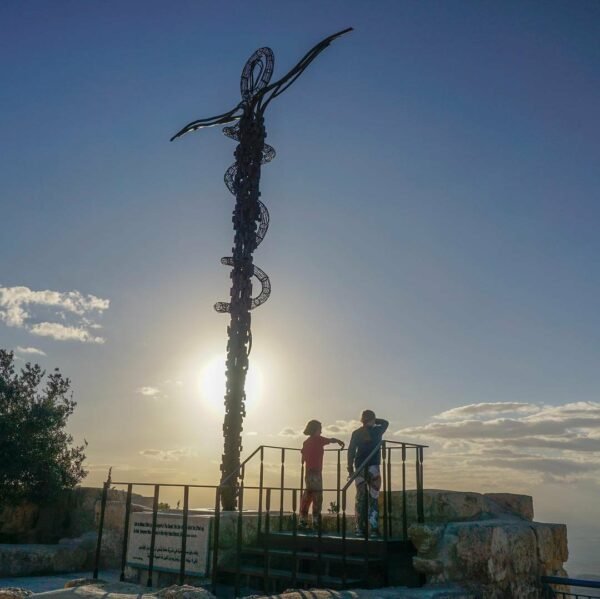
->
[375,418,389,434]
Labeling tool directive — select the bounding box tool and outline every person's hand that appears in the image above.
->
[347,467,354,478]
[337,439,345,449]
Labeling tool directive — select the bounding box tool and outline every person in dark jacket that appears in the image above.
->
[347,410,389,536]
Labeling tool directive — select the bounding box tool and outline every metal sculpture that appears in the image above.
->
[171,28,352,510]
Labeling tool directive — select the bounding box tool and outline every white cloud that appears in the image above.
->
[394,401,600,485]
[16,346,46,356]
[139,448,195,461]
[279,427,302,438]
[323,419,361,436]
[434,402,541,420]
[279,420,362,440]
[137,386,161,397]
[0,284,109,343]
[30,322,105,344]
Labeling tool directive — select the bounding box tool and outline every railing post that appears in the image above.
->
[336,449,341,534]
[147,484,160,587]
[211,487,221,594]
[257,446,264,537]
[417,446,424,524]
[119,483,133,581]
[317,497,323,587]
[382,442,388,542]
[279,448,285,531]
[263,488,271,592]
[178,485,189,585]
[93,480,109,579]
[341,489,347,587]
[235,479,244,597]
[402,444,407,540]
[291,488,298,586]
[363,464,369,584]
[387,446,393,538]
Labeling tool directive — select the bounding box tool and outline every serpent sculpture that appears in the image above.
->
[171,28,352,510]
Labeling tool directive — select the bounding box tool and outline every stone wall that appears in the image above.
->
[387,490,568,598]
[0,487,154,545]
[0,486,149,577]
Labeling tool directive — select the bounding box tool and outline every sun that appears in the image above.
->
[199,354,262,411]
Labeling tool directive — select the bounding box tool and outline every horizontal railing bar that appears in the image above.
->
[541,576,600,589]
[385,441,429,448]
[111,482,219,488]
[109,483,354,493]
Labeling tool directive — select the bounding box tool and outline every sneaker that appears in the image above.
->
[298,521,312,532]
[370,530,381,539]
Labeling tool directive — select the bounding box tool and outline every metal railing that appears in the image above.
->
[93,439,427,595]
[542,576,600,599]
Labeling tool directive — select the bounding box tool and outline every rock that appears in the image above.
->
[63,579,107,589]
[381,490,487,529]
[242,586,477,598]
[382,490,536,533]
[408,524,444,556]
[154,584,216,599]
[409,513,569,598]
[532,522,568,574]
[0,542,87,577]
[484,493,534,521]
[0,503,39,541]
[0,589,33,599]
[413,557,444,575]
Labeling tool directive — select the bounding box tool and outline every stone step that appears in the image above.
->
[220,563,363,587]
[242,546,383,564]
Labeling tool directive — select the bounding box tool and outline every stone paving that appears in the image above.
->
[0,571,119,593]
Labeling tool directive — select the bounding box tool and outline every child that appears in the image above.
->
[299,419,345,530]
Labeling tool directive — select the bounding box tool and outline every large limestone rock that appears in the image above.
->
[406,491,568,598]
[0,590,33,599]
[0,503,40,543]
[0,543,87,577]
[380,489,534,533]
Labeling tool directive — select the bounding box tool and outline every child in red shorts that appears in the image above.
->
[299,419,345,530]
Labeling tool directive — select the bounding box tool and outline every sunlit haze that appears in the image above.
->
[1,0,599,576]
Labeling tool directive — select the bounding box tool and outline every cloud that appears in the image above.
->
[16,346,46,356]
[397,403,600,441]
[0,285,109,343]
[434,402,541,420]
[394,401,600,485]
[139,448,195,461]
[137,386,161,397]
[323,420,361,436]
[279,420,361,440]
[30,322,105,344]
[279,427,301,438]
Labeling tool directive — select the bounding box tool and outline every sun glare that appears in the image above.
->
[199,354,262,411]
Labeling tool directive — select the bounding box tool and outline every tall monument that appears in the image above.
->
[171,28,352,510]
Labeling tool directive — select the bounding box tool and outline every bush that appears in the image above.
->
[0,349,87,504]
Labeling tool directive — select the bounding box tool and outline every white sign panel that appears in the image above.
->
[126,512,212,576]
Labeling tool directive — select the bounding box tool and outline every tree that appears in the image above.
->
[0,349,87,504]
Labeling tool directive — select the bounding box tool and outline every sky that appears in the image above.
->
[1,0,599,576]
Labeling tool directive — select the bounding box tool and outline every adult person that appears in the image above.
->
[347,410,389,536]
